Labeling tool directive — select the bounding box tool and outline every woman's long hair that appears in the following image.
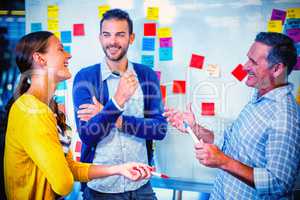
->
[4,31,67,133]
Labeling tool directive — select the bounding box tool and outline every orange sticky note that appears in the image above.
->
[190,54,205,69]
[172,80,186,94]
[160,85,166,104]
[201,102,215,116]
[73,24,85,36]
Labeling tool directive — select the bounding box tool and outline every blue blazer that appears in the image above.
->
[73,62,167,165]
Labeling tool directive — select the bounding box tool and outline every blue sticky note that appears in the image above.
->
[61,31,72,43]
[63,46,71,54]
[295,43,300,55]
[141,55,154,68]
[159,47,173,61]
[31,23,42,32]
[54,95,65,104]
[56,81,67,90]
[285,19,300,30]
[142,37,155,51]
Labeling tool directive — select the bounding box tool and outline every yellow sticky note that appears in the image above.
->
[147,7,159,21]
[47,5,59,19]
[267,20,282,33]
[53,31,61,40]
[287,8,300,19]
[206,64,220,77]
[48,19,59,31]
[98,5,110,19]
[158,27,172,38]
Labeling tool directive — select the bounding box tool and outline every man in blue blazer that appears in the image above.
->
[73,8,167,200]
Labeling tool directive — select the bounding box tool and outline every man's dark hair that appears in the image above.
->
[255,32,297,75]
[100,8,133,34]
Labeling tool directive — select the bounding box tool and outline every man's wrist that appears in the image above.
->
[112,96,125,111]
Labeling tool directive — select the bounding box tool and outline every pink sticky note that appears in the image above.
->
[76,156,81,161]
[159,38,172,47]
[155,71,161,82]
[190,54,205,69]
[75,141,82,152]
[271,9,286,24]
[201,102,215,116]
[73,24,85,36]
[231,64,247,81]
[287,29,300,43]
[172,80,186,94]
[294,57,300,70]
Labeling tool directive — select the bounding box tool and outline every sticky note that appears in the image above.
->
[56,80,67,90]
[147,7,159,21]
[160,38,172,48]
[53,31,60,40]
[73,24,85,36]
[75,141,82,152]
[267,20,282,33]
[31,22,42,32]
[159,47,173,61]
[64,46,71,54]
[144,23,156,36]
[206,64,220,77]
[271,9,286,24]
[201,102,215,116]
[76,156,80,161]
[54,95,65,104]
[142,37,155,51]
[47,5,59,19]
[141,55,154,67]
[160,85,166,104]
[158,27,172,38]
[287,8,300,19]
[287,29,300,43]
[173,80,186,94]
[190,54,205,69]
[61,31,72,43]
[98,5,110,19]
[284,19,300,30]
[231,64,247,81]
[155,71,161,82]
[47,19,59,31]
[294,57,300,70]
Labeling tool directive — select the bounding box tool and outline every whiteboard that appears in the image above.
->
[26,0,300,184]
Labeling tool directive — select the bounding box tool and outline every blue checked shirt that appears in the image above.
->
[211,83,300,199]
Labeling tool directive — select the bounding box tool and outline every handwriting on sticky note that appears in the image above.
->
[158,27,172,38]
[267,20,282,33]
[160,38,172,48]
[142,37,155,51]
[287,8,300,19]
[147,7,159,20]
[159,47,173,61]
[206,64,220,77]
[141,55,154,67]
[271,9,286,24]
